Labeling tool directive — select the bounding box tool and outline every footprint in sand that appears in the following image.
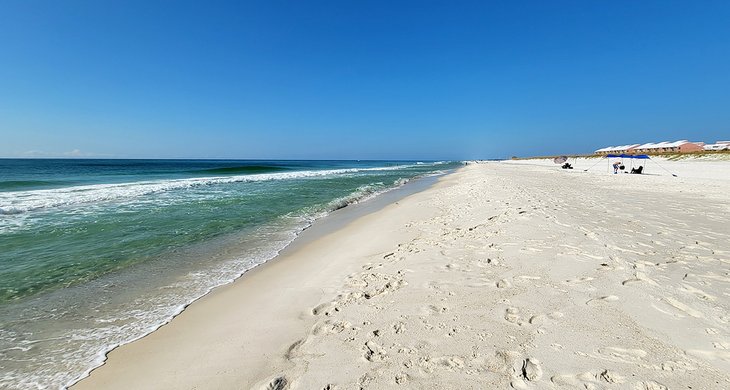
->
[363,340,388,362]
[485,350,544,388]
[345,276,368,289]
[510,358,544,389]
[436,356,466,370]
[662,297,704,318]
[263,376,289,390]
[550,369,625,387]
[394,372,409,385]
[660,360,697,371]
[312,301,338,316]
[528,311,563,325]
[392,321,406,334]
[285,339,307,360]
[422,304,448,315]
[565,276,594,284]
[485,350,521,375]
[363,279,407,299]
[340,272,407,301]
[679,284,716,301]
[520,358,543,381]
[312,319,352,335]
[358,373,375,387]
[633,380,668,390]
[496,278,512,288]
[597,347,647,363]
[622,271,659,286]
[686,348,730,362]
[504,307,523,325]
[586,295,619,305]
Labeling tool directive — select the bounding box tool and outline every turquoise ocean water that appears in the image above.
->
[0,159,459,389]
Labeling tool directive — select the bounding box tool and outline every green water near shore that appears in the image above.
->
[0,159,459,389]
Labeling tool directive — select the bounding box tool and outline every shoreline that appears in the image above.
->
[74,161,730,389]
[69,169,455,389]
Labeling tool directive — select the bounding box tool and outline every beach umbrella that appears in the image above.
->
[553,156,568,164]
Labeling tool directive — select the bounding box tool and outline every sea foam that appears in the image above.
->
[0,165,416,216]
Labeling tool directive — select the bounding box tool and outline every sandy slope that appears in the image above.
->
[74,162,730,390]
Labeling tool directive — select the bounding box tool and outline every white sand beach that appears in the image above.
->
[73,158,730,390]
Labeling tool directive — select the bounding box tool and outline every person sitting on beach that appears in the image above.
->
[631,166,644,174]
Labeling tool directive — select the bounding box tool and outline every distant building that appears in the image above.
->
[593,144,640,155]
[594,140,712,155]
[704,142,730,151]
[632,140,704,154]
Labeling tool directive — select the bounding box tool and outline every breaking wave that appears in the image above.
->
[0,165,419,216]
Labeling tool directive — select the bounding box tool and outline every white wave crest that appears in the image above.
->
[0,165,420,216]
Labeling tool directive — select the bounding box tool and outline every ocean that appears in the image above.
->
[0,159,460,389]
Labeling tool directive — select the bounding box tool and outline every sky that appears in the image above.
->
[1,1,729,160]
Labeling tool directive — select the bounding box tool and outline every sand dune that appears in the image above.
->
[74,161,730,390]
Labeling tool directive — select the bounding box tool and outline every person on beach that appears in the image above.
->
[613,161,622,174]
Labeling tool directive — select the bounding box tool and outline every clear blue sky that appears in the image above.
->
[1,1,729,160]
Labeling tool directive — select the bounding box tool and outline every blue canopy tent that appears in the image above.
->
[584,154,677,176]
[605,154,649,174]
[605,154,650,159]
